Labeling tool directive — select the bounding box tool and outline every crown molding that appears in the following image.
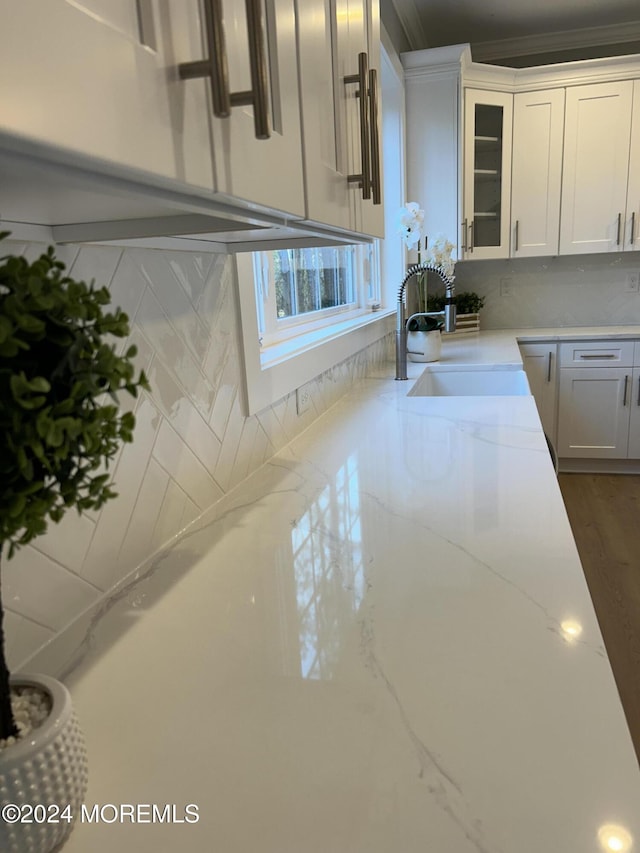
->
[466,51,640,91]
[401,41,640,92]
[472,19,640,62]
[402,43,471,78]
[389,0,427,51]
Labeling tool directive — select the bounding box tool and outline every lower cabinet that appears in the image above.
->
[555,340,640,462]
[519,343,557,443]
[627,367,640,458]
[557,367,632,458]
[522,338,640,468]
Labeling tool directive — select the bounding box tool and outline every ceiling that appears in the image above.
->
[386,0,640,65]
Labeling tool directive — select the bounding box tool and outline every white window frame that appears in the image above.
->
[236,248,393,415]
[256,243,378,347]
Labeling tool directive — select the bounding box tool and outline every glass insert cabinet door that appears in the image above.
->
[463,89,513,260]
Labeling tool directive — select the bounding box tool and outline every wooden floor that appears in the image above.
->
[558,473,640,766]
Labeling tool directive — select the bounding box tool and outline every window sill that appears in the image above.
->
[261,309,394,369]
[238,276,394,415]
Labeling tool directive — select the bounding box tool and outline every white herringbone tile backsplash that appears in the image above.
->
[2,241,391,669]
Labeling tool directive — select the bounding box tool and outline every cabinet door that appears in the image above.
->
[628,367,640,457]
[0,0,188,182]
[206,0,305,216]
[463,89,512,260]
[296,0,381,235]
[624,81,640,251]
[511,90,564,258]
[559,81,633,255]
[520,343,558,443]
[336,0,384,238]
[296,0,352,231]
[557,367,632,458]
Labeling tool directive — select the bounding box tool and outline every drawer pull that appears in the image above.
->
[579,353,617,359]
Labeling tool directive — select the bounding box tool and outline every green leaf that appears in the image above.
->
[0,315,13,342]
[0,235,151,555]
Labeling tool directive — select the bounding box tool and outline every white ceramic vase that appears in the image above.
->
[0,673,88,853]
[407,329,442,362]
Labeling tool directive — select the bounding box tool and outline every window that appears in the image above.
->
[255,243,378,348]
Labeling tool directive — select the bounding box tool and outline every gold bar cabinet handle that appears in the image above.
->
[179,0,270,140]
[345,52,371,200]
[243,0,270,139]
[368,68,382,205]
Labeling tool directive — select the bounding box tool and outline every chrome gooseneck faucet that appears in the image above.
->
[395,263,456,380]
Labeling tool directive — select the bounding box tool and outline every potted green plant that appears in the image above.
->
[427,291,485,332]
[0,234,149,852]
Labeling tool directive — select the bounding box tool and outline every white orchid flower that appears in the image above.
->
[425,233,457,279]
[397,202,425,250]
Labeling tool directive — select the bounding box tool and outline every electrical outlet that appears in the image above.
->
[296,386,311,416]
[500,277,513,296]
[626,272,640,292]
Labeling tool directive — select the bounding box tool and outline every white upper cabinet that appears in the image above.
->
[403,47,640,264]
[0,1,182,181]
[175,0,305,217]
[511,89,565,258]
[295,0,383,236]
[462,89,512,260]
[296,0,352,231]
[0,0,388,242]
[210,0,305,215]
[0,0,305,223]
[559,81,634,255]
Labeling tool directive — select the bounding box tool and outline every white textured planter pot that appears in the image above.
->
[407,329,442,362]
[0,673,88,853]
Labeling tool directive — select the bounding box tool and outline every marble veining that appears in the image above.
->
[50,336,640,852]
[4,239,394,671]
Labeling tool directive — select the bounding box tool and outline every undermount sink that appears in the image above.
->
[409,368,530,397]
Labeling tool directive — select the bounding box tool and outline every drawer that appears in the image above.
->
[559,340,635,367]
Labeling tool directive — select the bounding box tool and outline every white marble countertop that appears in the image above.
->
[60,328,640,853]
